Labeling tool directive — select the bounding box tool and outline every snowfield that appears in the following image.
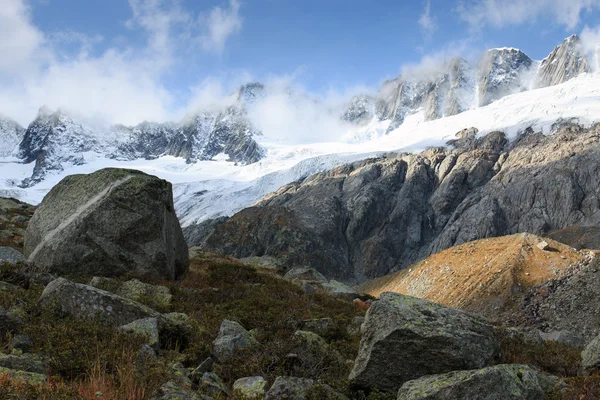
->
[1,72,599,226]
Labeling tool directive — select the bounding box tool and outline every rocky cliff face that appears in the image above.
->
[0,117,25,157]
[535,35,591,89]
[477,48,534,107]
[196,122,600,283]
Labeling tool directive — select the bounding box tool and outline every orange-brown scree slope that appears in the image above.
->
[360,233,587,321]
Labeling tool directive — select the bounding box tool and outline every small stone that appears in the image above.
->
[0,247,25,264]
[537,241,550,251]
[190,357,214,383]
[212,320,258,362]
[301,318,333,337]
[120,317,160,350]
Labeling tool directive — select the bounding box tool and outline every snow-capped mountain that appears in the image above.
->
[534,34,591,88]
[0,35,598,226]
[0,117,25,158]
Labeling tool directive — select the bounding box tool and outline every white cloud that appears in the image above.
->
[419,0,438,39]
[0,0,246,126]
[456,0,600,31]
[199,0,242,53]
[0,0,49,78]
[581,25,600,70]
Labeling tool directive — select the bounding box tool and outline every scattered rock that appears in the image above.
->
[294,330,329,354]
[120,317,160,350]
[90,278,173,310]
[0,247,25,264]
[264,377,315,400]
[348,292,499,392]
[397,364,560,400]
[212,320,258,362]
[233,376,268,399]
[582,333,600,372]
[537,240,550,251]
[540,330,585,348]
[200,372,231,397]
[322,280,359,298]
[301,318,333,337]
[24,168,189,281]
[497,327,544,347]
[39,278,160,325]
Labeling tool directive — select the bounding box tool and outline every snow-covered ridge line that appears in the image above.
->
[3,71,599,226]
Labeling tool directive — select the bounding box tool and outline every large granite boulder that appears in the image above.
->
[581,333,600,373]
[397,364,560,400]
[24,168,188,280]
[39,278,160,325]
[349,292,498,392]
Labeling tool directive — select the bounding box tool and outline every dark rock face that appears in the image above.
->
[397,364,560,400]
[24,168,188,281]
[348,293,498,392]
[477,48,533,107]
[535,35,591,89]
[198,123,600,283]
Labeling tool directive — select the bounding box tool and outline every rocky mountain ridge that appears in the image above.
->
[194,121,600,283]
[0,34,594,190]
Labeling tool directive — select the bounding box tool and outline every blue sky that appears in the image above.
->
[2,0,600,125]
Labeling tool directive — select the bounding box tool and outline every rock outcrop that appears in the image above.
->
[197,123,600,283]
[212,320,258,362]
[24,168,188,281]
[348,292,498,392]
[477,48,533,106]
[397,364,560,400]
[535,35,591,89]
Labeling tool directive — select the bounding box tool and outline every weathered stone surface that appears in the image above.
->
[294,330,329,354]
[264,377,315,400]
[535,35,591,89]
[301,318,334,337]
[24,168,188,280]
[200,372,231,397]
[322,280,359,297]
[212,320,258,362]
[198,124,600,284]
[478,48,533,107]
[582,333,600,372]
[397,364,560,400]
[347,316,365,336]
[349,292,498,392]
[0,247,25,264]
[540,330,585,348]
[233,376,268,399]
[120,317,160,350]
[39,278,160,325]
[284,266,328,283]
[90,277,172,310]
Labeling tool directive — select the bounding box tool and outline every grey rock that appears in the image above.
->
[284,266,328,283]
[294,330,329,354]
[322,280,359,297]
[120,317,160,350]
[39,278,160,325]
[349,292,498,392]
[347,316,365,336]
[24,168,188,280]
[183,217,229,247]
[0,247,23,265]
[582,333,600,372]
[212,320,258,362]
[90,278,172,310]
[233,376,268,399]
[301,318,334,337]
[535,35,591,89]
[200,372,231,397]
[264,377,315,400]
[397,364,560,400]
[540,330,585,348]
[477,48,533,107]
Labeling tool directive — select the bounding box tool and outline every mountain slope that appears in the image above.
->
[359,233,587,320]
[0,117,25,158]
[196,121,600,283]
[535,35,591,88]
